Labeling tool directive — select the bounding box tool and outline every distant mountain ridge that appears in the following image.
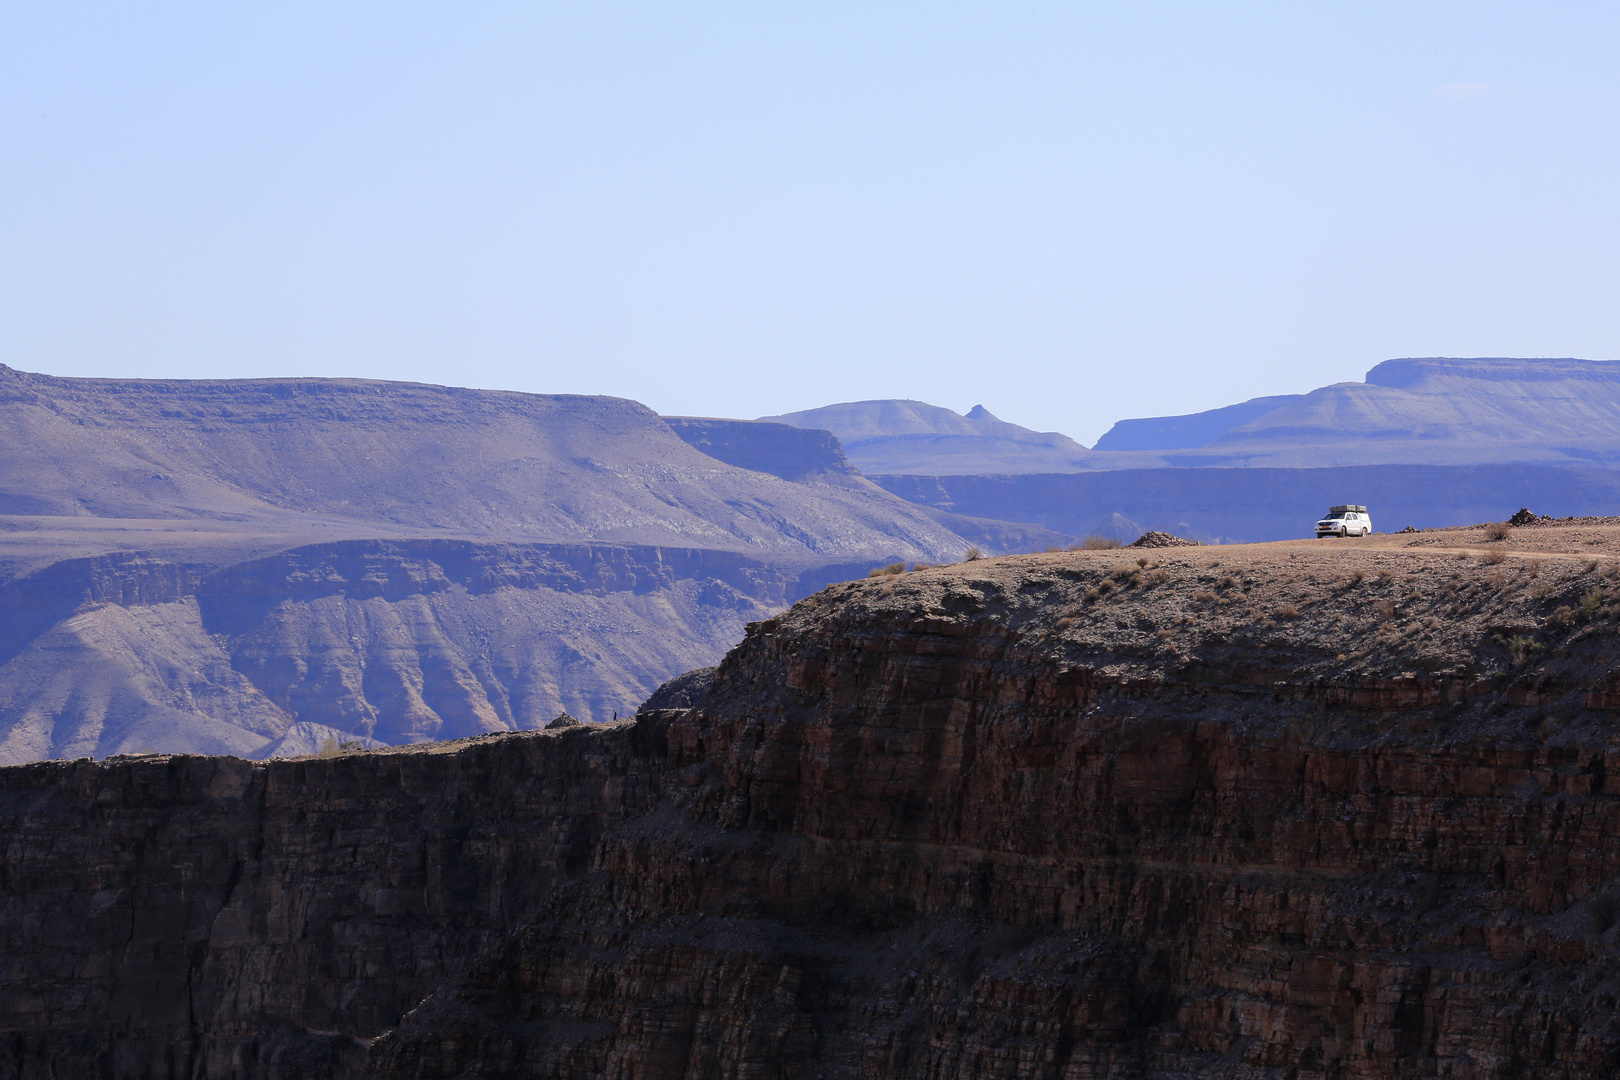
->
[0,364,976,566]
[1093,357,1620,468]
[759,399,1092,475]
[0,366,1069,763]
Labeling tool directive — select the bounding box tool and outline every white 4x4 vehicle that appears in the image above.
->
[1317,504,1372,538]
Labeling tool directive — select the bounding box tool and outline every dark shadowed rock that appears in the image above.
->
[636,665,716,713]
[662,417,860,480]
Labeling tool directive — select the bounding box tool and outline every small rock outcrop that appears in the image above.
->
[542,712,581,729]
[635,665,716,713]
[1129,529,1199,547]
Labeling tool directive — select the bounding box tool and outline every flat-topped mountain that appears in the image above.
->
[0,364,974,564]
[0,367,1081,762]
[1097,357,1620,467]
[759,399,1093,474]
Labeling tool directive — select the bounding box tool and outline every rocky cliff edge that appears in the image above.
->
[8,530,1620,1078]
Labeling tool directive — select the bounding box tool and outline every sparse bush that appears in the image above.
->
[1193,590,1217,603]
[1548,605,1575,630]
[318,736,341,758]
[1274,605,1300,621]
[1083,535,1122,550]
[964,547,984,562]
[1375,599,1397,620]
[1216,575,1239,591]
[1507,634,1545,666]
[1580,586,1605,622]
[1484,522,1513,541]
[1136,557,1150,569]
[1376,569,1395,584]
[868,563,907,578]
[1481,548,1508,565]
[913,563,934,571]
[1056,616,1077,630]
[1094,578,1115,595]
[1109,566,1143,587]
[1346,570,1365,586]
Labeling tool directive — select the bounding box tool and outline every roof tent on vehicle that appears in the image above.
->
[1329,504,1367,514]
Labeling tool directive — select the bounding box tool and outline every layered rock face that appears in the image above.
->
[0,722,668,1079]
[0,539,856,762]
[8,542,1620,1077]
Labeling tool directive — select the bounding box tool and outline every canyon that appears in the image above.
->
[0,365,1070,761]
[7,522,1620,1078]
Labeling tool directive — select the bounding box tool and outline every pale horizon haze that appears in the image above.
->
[3,3,1617,444]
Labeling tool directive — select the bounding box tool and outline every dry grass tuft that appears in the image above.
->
[868,563,907,578]
[1274,605,1301,621]
[1083,535,1123,550]
[1481,548,1508,565]
[1484,522,1513,542]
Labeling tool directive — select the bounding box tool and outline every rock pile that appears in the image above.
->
[1129,530,1199,547]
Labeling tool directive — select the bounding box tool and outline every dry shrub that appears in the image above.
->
[1193,589,1217,603]
[1136,557,1150,568]
[1374,598,1397,620]
[1056,616,1078,630]
[1346,570,1365,585]
[1484,522,1513,542]
[1481,548,1508,565]
[1547,605,1575,630]
[1216,575,1239,591]
[1376,569,1395,584]
[1274,605,1301,621]
[1109,566,1143,587]
[1083,535,1123,550]
[964,546,984,561]
[913,563,934,571]
[868,563,907,578]
[1155,627,1174,638]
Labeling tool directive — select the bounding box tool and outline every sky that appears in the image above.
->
[2,4,1617,444]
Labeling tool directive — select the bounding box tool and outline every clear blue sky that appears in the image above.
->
[3,3,1616,443]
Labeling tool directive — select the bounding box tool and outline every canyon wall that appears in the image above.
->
[7,541,1620,1077]
[0,721,668,1079]
[0,539,864,762]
